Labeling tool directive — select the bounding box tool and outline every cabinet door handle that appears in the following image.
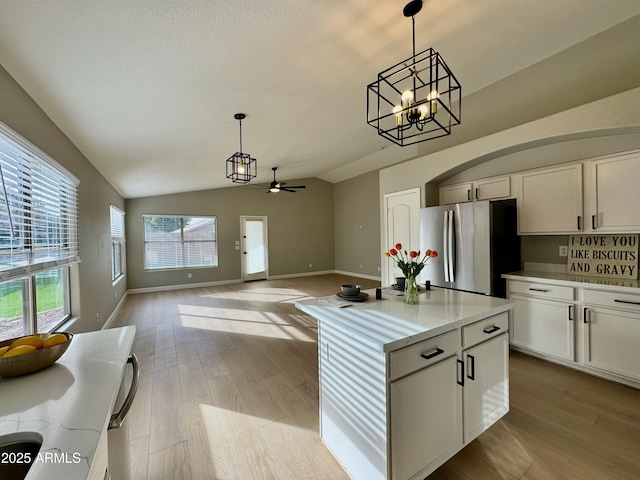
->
[467,189,471,201]
[457,359,464,386]
[483,325,500,334]
[466,354,475,380]
[528,288,549,293]
[109,354,140,430]
[614,299,640,306]
[592,215,597,229]
[577,216,582,230]
[583,307,589,324]
[421,347,444,360]
[475,188,479,200]
[568,305,573,321]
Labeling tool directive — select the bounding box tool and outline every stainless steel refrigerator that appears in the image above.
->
[418,199,520,298]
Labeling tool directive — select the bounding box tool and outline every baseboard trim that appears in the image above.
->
[333,270,382,281]
[128,278,243,295]
[102,291,129,330]
[267,270,335,280]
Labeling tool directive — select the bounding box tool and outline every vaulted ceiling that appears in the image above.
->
[1,1,639,198]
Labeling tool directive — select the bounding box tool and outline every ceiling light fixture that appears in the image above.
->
[226,113,257,184]
[367,0,461,146]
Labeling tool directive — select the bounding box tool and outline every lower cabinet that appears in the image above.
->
[510,294,575,361]
[462,333,509,444]
[582,288,640,381]
[390,356,462,480]
[507,277,640,386]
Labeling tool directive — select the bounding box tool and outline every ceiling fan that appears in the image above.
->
[267,167,305,193]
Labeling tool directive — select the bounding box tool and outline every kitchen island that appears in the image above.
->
[0,326,136,480]
[296,287,513,480]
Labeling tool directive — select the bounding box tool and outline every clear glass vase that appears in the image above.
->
[404,275,419,304]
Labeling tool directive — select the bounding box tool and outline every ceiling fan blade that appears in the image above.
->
[284,185,305,189]
[280,188,298,193]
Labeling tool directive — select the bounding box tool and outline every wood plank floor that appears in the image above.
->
[109,274,640,480]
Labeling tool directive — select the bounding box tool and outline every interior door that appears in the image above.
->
[241,216,268,281]
[384,188,421,286]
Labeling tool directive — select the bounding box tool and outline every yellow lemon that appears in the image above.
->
[43,333,68,349]
[3,345,36,357]
[9,335,44,350]
[0,346,9,356]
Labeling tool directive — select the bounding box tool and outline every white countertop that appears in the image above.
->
[0,326,136,480]
[296,287,513,352]
[503,271,640,293]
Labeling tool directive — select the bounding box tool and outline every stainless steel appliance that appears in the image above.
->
[418,199,520,298]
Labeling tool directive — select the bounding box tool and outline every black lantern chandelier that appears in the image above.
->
[367,0,461,146]
[226,113,257,184]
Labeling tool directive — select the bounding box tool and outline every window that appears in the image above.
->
[143,215,217,270]
[110,205,125,281]
[0,122,79,341]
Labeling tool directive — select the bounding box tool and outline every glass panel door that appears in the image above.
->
[241,216,268,281]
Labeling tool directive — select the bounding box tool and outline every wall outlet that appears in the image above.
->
[188,273,192,279]
[559,246,568,257]
[96,313,100,323]
[309,263,312,268]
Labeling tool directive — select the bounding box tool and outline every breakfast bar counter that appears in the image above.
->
[0,326,136,480]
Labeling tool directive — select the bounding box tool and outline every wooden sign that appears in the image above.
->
[567,234,638,279]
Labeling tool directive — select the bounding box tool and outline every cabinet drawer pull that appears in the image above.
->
[109,354,140,430]
[528,288,549,293]
[614,299,640,306]
[568,305,573,321]
[583,307,589,324]
[467,354,475,380]
[421,347,444,360]
[483,325,500,334]
[457,359,464,386]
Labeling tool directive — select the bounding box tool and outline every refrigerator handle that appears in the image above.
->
[443,210,450,282]
[448,210,455,282]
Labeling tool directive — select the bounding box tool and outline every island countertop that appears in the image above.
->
[295,287,513,352]
[0,325,136,480]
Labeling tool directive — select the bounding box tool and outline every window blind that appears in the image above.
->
[0,122,80,283]
[110,205,125,241]
[143,215,217,270]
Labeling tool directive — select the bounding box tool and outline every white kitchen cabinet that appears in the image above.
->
[584,150,640,232]
[516,163,583,234]
[299,290,513,480]
[390,355,462,480]
[462,333,509,444]
[440,182,473,204]
[510,294,575,361]
[507,281,575,361]
[439,176,511,205]
[582,289,640,381]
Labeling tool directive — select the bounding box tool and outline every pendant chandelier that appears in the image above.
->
[226,113,257,184]
[367,0,461,146]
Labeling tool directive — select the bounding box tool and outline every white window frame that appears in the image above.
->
[110,205,126,283]
[142,215,218,271]
[0,122,78,338]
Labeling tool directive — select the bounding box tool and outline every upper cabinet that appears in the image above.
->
[584,150,640,233]
[440,176,511,205]
[516,163,583,235]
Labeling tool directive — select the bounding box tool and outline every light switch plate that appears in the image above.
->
[559,246,568,257]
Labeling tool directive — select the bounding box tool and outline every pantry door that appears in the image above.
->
[240,216,269,281]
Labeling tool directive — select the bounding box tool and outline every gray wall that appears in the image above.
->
[333,170,380,277]
[0,66,127,333]
[125,178,335,289]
